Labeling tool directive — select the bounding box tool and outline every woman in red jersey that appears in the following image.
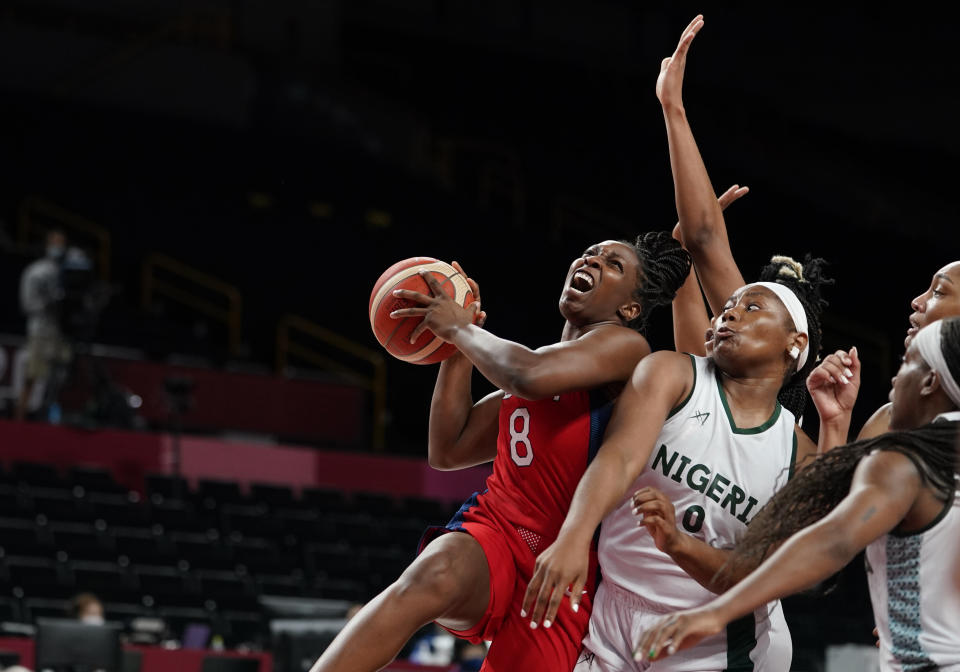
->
[312,232,691,672]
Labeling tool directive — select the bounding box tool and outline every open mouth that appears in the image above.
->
[570,269,596,293]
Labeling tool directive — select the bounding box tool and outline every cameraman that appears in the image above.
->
[16,228,72,421]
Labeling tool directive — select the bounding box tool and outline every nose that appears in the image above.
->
[583,254,602,269]
[721,305,740,323]
[911,292,926,313]
[890,375,897,388]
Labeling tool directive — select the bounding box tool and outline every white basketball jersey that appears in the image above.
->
[866,482,960,671]
[599,355,798,609]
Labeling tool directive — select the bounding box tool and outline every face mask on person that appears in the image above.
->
[81,614,105,625]
[46,245,65,260]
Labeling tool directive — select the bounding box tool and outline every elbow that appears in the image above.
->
[502,359,552,400]
[503,373,548,401]
[427,446,457,471]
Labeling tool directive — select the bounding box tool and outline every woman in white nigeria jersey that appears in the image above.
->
[640,317,960,672]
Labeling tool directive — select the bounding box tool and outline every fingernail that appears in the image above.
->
[632,507,640,515]
[844,368,853,378]
[530,621,538,630]
[668,645,677,655]
[852,346,858,356]
[544,620,552,629]
[572,603,579,613]
[840,375,848,384]
[648,648,657,659]
[520,609,527,617]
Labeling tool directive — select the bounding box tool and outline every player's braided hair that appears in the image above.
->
[720,317,960,583]
[720,421,958,583]
[622,231,692,335]
[758,254,833,419]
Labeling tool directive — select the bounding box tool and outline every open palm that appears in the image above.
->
[656,15,703,109]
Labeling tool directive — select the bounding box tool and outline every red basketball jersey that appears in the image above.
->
[473,389,614,542]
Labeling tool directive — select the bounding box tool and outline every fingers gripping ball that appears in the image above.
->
[369,257,475,364]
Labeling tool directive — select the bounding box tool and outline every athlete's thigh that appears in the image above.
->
[412,530,492,632]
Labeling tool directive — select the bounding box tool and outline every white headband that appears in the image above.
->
[913,321,960,408]
[751,282,810,370]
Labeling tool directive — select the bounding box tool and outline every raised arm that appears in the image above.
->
[392,268,649,399]
[806,346,862,453]
[671,185,749,355]
[425,264,500,470]
[659,16,745,315]
[636,450,922,662]
[518,351,693,627]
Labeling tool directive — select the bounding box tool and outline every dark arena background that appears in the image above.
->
[0,2,955,671]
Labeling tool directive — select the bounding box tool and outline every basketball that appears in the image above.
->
[369,257,475,365]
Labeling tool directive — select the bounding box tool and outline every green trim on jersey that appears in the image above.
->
[788,431,798,480]
[724,612,757,671]
[666,353,698,420]
[715,371,782,435]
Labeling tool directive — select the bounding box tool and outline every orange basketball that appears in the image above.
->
[369,257,475,365]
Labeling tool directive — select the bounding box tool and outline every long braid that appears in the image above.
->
[721,421,958,582]
[757,254,833,419]
[621,231,692,336]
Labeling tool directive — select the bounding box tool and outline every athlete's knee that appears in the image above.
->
[391,550,464,609]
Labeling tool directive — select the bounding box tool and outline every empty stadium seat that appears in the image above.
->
[68,466,126,495]
[11,462,63,489]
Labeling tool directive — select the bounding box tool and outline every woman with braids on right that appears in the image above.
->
[638,317,960,671]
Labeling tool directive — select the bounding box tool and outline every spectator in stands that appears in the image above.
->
[16,228,71,421]
[69,592,105,625]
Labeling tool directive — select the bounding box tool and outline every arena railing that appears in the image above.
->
[141,253,243,357]
[275,314,387,452]
[17,196,113,282]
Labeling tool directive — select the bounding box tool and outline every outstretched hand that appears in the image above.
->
[520,536,589,631]
[656,15,704,110]
[635,607,724,663]
[389,261,485,343]
[806,347,861,425]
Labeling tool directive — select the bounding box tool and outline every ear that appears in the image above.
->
[617,299,642,324]
[787,332,809,358]
[919,369,941,398]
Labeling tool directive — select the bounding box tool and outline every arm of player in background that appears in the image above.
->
[670,185,748,356]
[635,450,922,662]
[805,347,863,453]
[659,16,746,316]
[519,351,693,628]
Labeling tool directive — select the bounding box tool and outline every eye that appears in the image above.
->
[609,259,623,271]
[932,288,945,298]
[746,303,760,311]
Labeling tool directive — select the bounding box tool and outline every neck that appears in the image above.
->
[561,318,622,342]
[716,366,785,427]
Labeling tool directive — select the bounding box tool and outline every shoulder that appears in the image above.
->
[628,350,696,390]
[857,403,892,441]
[580,324,650,353]
[854,448,923,491]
